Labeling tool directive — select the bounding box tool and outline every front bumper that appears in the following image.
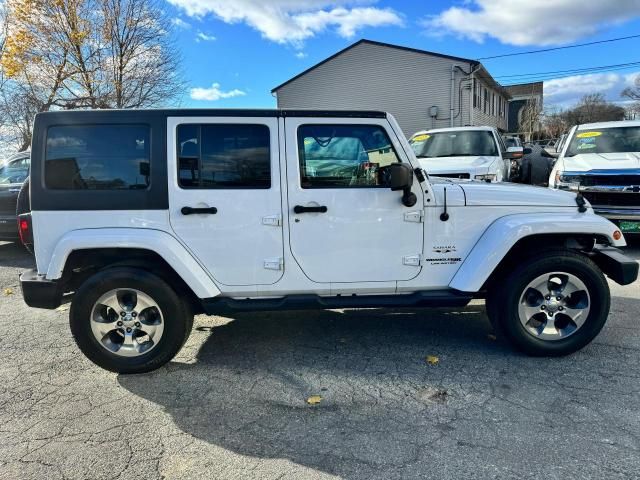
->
[590,246,639,286]
[20,269,64,309]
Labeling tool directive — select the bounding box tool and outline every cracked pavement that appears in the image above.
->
[0,240,639,479]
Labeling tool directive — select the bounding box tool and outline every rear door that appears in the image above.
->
[284,117,424,283]
[167,116,284,287]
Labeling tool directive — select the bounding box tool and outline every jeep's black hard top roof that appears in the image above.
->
[35,109,387,119]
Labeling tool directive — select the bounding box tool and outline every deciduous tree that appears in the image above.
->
[0,0,183,150]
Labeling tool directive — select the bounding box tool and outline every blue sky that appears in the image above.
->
[166,0,640,111]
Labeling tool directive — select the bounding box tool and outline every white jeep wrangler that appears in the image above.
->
[18,109,638,373]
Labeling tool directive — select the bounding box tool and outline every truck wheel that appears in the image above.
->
[69,267,193,373]
[490,249,610,356]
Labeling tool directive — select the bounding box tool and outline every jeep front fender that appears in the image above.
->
[449,212,625,293]
[45,228,222,299]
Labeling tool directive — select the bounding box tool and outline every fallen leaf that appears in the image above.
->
[487,334,497,341]
[306,395,322,405]
[3,288,13,296]
[426,355,439,366]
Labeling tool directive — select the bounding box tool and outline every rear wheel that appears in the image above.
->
[486,249,610,356]
[70,267,193,373]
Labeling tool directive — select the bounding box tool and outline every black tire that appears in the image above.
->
[69,267,193,373]
[487,249,610,356]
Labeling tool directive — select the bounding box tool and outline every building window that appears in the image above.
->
[483,88,488,114]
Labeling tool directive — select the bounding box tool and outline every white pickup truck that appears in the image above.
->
[18,109,638,373]
[549,120,640,234]
[408,126,525,182]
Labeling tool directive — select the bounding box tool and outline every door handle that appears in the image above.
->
[293,205,328,214]
[181,206,218,215]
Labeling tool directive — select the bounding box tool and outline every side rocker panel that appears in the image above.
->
[449,212,625,293]
[45,228,222,299]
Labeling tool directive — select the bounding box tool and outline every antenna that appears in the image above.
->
[440,187,450,221]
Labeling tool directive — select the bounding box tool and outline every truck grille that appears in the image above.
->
[581,175,640,187]
[430,173,470,179]
[583,191,640,207]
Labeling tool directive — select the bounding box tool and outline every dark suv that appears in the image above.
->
[0,151,30,241]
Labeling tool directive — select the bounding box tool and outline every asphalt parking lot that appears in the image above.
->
[1,241,639,480]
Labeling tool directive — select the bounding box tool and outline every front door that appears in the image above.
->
[284,117,424,283]
[168,116,284,287]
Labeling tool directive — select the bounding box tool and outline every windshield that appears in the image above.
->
[565,126,640,157]
[0,156,30,185]
[410,130,498,158]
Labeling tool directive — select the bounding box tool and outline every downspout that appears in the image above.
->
[469,69,474,126]
[450,65,455,128]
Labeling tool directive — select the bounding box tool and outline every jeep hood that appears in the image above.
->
[560,152,640,172]
[417,155,497,175]
[458,180,579,207]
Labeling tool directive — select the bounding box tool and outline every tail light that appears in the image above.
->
[17,213,33,249]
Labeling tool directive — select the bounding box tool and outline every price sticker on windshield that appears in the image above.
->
[576,131,602,138]
[411,134,430,142]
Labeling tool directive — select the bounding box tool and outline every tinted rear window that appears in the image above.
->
[45,125,150,190]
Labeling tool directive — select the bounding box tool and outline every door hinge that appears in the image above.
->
[403,211,424,223]
[402,255,422,266]
[262,215,282,226]
[263,257,284,270]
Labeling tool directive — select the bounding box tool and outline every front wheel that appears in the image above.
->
[487,249,610,356]
[70,267,193,373]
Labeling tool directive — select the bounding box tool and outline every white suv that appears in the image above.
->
[409,126,516,182]
[18,109,638,373]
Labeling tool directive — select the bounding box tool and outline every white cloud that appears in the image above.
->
[544,71,640,109]
[172,17,191,29]
[190,83,246,101]
[196,32,216,42]
[426,0,640,46]
[166,0,403,46]
[295,51,308,58]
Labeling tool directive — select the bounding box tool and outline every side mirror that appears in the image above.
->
[506,146,524,159]
[385,163,417,207]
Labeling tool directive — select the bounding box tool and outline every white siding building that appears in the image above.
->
[272,40,510,137]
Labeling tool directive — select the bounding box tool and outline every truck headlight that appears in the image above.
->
[555,172,583,190]
[475,174,497,182]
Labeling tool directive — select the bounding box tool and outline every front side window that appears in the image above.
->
[45,125,150,190]
[565,127,640,157]
[298,124,400,188]
[410,130,499,158]
[177,124,270,189]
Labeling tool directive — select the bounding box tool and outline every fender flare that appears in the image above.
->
[45,228,221,299]
[449,212,625,293]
